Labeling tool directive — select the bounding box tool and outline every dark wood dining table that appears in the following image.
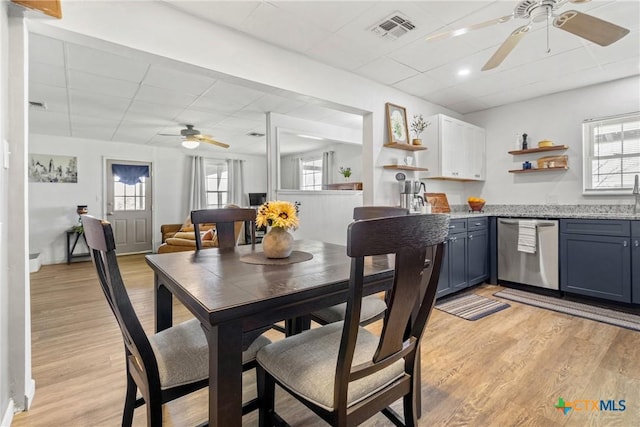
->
[146,239,395,427]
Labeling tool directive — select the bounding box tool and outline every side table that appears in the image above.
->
[66,229,90,264]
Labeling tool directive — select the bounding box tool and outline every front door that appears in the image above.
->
[106,160,152,254]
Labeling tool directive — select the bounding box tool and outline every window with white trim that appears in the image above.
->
[302,158,322,190]
[583,112,640,194]
[205,161,228,208]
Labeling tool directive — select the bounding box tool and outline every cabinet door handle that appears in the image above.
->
[623,240,628,247]
[469,234,474,240]
[635,240,639,247]
[474,222,482,226]
[450,236,457,242]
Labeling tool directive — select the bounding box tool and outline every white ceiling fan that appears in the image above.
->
[427,0,630,71]
[158,124,229,149]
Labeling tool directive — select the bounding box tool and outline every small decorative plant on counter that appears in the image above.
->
[410,114,430,146]
[338,166,352,180]
[257,200,300,258]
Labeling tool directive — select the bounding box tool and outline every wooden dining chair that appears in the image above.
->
[256,213,449,427]
[191,205,257,250]
[310,206,409,326]
[192,206,289,336]
[82,215,270,426]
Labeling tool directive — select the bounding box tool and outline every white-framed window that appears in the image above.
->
[205,161,228,208]
[301,158,322,190]
[583,112,640,195]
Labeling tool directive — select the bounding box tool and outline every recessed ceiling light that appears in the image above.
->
[458,68,470,76]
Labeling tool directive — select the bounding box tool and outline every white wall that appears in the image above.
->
[29,134,267,264]
[0,2,11,424]
[465,76,640,205]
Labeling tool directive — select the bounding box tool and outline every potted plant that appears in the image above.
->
[338,166,352,181]
[410,114,430,146]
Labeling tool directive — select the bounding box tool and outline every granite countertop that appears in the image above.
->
[446,204,640,221]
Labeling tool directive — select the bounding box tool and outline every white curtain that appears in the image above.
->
[189,156,207,211]
[292,157,302,190]
[227,159,245,206]
[321,151,334,186]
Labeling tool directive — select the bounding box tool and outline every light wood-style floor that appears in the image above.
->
[12,254,640,426]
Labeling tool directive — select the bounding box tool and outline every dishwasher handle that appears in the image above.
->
[498,219,557,227]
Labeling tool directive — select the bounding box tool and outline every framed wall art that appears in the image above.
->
[385,102,409,144]
[28,154,78,183]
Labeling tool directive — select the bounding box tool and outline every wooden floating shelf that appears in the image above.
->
[383,165,429,172]
[383,143,428,152]
[508,166,569,174]
[508,145,568,155]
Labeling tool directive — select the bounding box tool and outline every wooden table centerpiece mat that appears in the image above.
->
[240,250,313,265]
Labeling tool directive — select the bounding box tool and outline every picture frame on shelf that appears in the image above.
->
[385,103,409,145]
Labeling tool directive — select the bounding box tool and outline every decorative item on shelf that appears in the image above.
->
[467,197,486,212]
[410,114,430,146]
[257,200,300,259]
[522,161,532,170]
[385,103,409,145]
[73,205,88,232]
[338,166,352,181]
[521,133,528,150]
[538,139,554,148]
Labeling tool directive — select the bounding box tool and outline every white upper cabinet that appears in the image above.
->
[418,114,485,181]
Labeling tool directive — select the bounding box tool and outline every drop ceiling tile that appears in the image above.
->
[70,115,120,140]
[587,0,640,31]
[29,84,69,114]
[240,2,332,53]
[174,108,227,128]
[272,1,376,33]
[29,34,65,67]
[417,1,494,27]
[68,69,140,99]
[422,86,471,109]
[195,81,266,112]
[29,110,71,137]
[389,35,478,72]
[143,65,216,96]
[125,100,184,123]
[446,97,491,115]
[66,42,149,83]
[393,72,445,97]
[30,62,66,87]
[135,85,198,108]
[215,116,262,133]
[168,1,261,29]
[68,89,130,121]
[355,57,419,85]
[305,33,381,71]
[586,29,640,65]
[112,121,169,144]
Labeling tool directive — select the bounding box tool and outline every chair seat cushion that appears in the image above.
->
[312,295,387,324]
[149,319,270,389]
[256,322,404,411]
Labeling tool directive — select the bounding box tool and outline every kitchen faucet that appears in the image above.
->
[633,174,640,214]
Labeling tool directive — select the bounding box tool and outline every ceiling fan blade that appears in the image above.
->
[426,14,514,42]
[481,25,530,71]
[554,10,629,46]
[196,134,230,149]
[158,133,181,136]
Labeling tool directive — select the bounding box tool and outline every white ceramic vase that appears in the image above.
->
[262,227,294,258]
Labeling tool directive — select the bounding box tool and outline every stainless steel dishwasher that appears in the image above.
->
[497,218,559,289]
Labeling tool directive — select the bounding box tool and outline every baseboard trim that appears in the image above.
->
[25,378,36,410]
[1,399,15,427]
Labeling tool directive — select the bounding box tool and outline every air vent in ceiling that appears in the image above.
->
[29,101,47,110]
[370,12,416,40]
[247,132,265,137]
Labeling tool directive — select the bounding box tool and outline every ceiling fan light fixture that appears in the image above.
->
[458,68,471,76]
[182,138,200,149]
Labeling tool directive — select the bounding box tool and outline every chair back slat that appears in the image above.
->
[191,207,257,250]
[83,215,161,388]
[353,206,408,221]
[339,214,448,395]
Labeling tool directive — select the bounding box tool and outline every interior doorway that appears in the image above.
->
[105,160,153,254]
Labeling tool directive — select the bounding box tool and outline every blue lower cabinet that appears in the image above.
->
[560,232,631,303]
[467,228,489,286]
[436,218,488,299]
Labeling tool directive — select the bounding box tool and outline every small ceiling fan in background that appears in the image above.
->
[427,0,630,71]
[158,124,229,149]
